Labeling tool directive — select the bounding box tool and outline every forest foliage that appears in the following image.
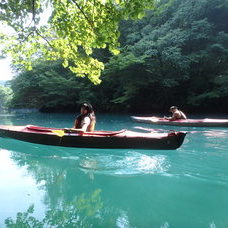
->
[6,0,228,114]
[0,85,12,111]
[0,0,157,84]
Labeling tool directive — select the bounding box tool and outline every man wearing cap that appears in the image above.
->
[164,106,187,121]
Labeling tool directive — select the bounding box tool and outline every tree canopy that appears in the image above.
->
[0,85,12,111]
[7,0,228,114]
[0,0,158,84]
[104,0,228,113]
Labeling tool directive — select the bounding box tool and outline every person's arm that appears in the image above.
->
[73,119,78,128]
[64,127,87,133]
[164,113,179,121]
[64,128,85,133]
[71,119,85,132]
[68,117,90,132]
[80,116,90,131]
[64,117,89,133]
[180,111,187,119]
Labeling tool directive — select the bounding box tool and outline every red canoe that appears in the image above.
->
[0,125,186,150]
[131,116,228,127]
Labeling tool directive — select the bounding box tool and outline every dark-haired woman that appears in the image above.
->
[73,103,96,132]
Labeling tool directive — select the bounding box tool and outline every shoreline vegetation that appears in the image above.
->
[1,0,228,115]
[1,109,228,118]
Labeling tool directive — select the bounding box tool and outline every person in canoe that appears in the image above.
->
[73,103,96,132]
[64,103,96,133]
[164,106,187,121]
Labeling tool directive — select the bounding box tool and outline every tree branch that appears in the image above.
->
[35,29,56,50]
[32,0,36,23]
[70,0,94,29]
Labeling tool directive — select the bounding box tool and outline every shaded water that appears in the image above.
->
[0,113,228,227]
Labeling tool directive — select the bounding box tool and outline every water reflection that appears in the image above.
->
[5,189,104,227]
[116,210,130,228]
[1,113,228,227]
[2,145,105,226]
[1,139,169,227]
[190,129,228,152]
[0,138,170,177]
[0,115,13,125]
[79,152,169,176]
[167,128,228,186]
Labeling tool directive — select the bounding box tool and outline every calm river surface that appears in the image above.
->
[0,113,228,227]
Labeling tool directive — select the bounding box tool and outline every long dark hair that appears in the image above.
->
[80,103,96,122]
[81,103,94,114]
[75,103,96,129]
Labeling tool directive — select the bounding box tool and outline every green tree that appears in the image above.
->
[8,0,228,113]
[0,0,158,84]
[9,60,104,111]
[104,0,228,113]
[0,85,12,111]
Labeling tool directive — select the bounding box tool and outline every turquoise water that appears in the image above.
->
[0,113,228,227]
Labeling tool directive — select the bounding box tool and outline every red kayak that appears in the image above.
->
[0,125,186,150]
[131,116,228,127]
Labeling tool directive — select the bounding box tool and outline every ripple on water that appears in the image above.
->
[79,151,170,176]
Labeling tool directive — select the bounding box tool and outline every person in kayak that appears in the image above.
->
[164,106,187,121]
[73,103,96,132]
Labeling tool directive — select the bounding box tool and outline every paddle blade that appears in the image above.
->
[52,130,65,137]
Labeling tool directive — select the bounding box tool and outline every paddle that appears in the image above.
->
[63,128,84,133]
[52,129,85,137]
[26,125,126,137]
[51,130,65,137]
[51,128,85,137]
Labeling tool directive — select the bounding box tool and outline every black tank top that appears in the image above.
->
[75,114,87,128]
[75,113,96,129]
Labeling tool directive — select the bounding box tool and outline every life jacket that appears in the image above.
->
[75,113,96,131]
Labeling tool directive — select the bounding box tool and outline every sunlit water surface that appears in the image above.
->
[0,113,228,227]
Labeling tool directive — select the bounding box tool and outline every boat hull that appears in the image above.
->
[131,116,228,127]
[0,125,186,150]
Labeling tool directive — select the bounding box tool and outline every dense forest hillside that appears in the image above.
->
[0,85,12,111]
[9,0,228,114]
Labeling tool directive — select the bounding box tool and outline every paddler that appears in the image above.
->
[164,106,187,121]
[73,103,96,132]
[65,103,96,133]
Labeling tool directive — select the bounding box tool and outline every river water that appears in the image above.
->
[0,113,227,227]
